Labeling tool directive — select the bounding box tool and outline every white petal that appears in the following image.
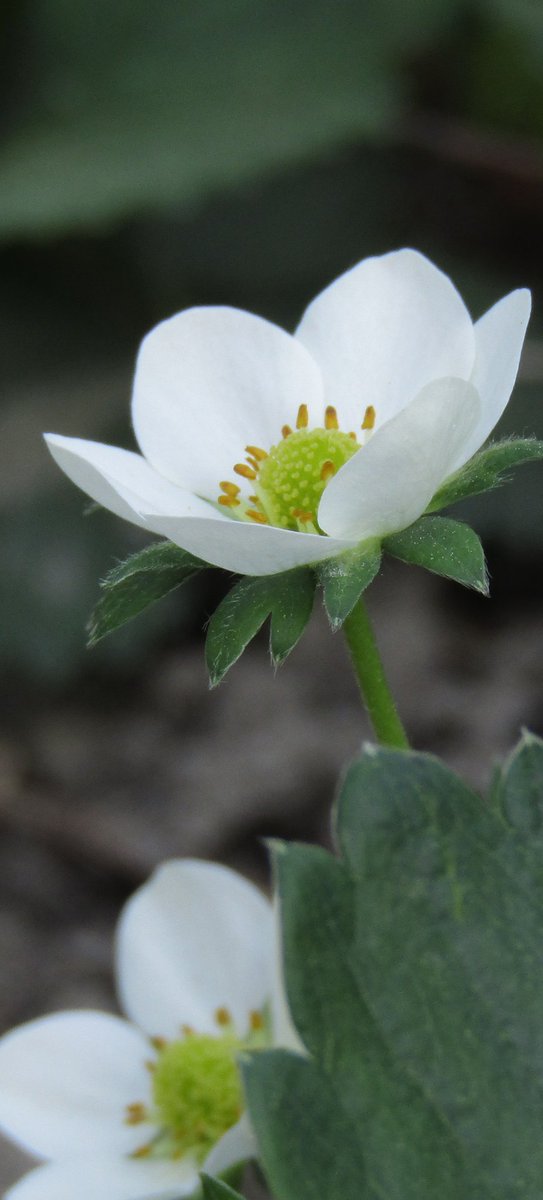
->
[116,860,274,1040]
[45,435,217,530]
[4,1157,198,1200]
[457,288,531,467]
[318,377,481,541]
[0,1012,151,1160]
[132,307,324,498]
[139,512,356,575]
[203,1114,257,1176]
[295,248,475,430]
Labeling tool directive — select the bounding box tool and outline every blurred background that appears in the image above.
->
[2,0,543,1186]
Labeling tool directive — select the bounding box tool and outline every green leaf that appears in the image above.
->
[427,438,543,511]
[205,568,315,685]
[494,729,543,833]
[258,841,474,1200]
[318,541,381,629]
[248,737,543,1198]
[336,744,543,1198]
[200,1174,245,1200]
[383,514,489,592]
[242,1049,370,1200]
[87,541,204,645]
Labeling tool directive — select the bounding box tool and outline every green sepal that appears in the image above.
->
[87,541,205,646]
[200,1173,245,1200]
[318,540,381,629]
[384,514,488,593]
[428,437,543,511]
[205,568,315,686]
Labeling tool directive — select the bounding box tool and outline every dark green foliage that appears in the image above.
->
[87,541,204,645]
[318,542,382,629]
[205,569,315,685]
[384,514,488,592]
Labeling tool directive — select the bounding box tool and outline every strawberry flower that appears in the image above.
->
[0,860,295,1199]
[45,249,530,576]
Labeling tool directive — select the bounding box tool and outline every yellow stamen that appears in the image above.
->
[220,481,240,497]
[125,1103,146,1126]
[249,494,258,504]
[296,404,309,429]
[245,445,268,461]
[215,1006,232,1027]
[181,1024,195,1037]
[132,1143,152,1159]
[245,456,260,473]
[250,1010,265,1032]
[362,404,376,431]
[325,405,339,430]
[320,459,336,482]
[247,509,269,524]
[292,508,314,523]
[282,424,293,439]
[151,1036,167,1051]
[234,463,257,480]
[348,431,357,440]
[218,494,240,507]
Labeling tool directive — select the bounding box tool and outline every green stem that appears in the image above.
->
[343,597,409,748]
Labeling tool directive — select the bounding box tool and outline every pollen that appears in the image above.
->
[325,406,339,430]
[220,481,240,497]
[296,404,309,429]
[250,1010,265,1032]
[282,425,293,438]
[218,494,240,508]
[215,1006,233,1027]
[247,509,269,523]
[125,1102,147,1126]
[362,404,376,431]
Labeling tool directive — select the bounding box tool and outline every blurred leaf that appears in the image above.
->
[205,569,315,685]
[318,542,381,629]
[87,540,205,646]
[384,515,488,592]
[0,0,457,237]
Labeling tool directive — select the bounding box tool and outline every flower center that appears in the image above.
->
[217,403,375,533]
[126,1007,267,1165]
[152,1033,243,1160]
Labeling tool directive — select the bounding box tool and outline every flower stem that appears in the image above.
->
[343,598,409,748]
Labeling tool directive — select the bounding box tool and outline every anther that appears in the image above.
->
[348,431,357,440]
[325,405,339,430]
[296,404,309,429]
[125,1102,146,1126]
[320,460,336,482]
[220,481,240,497]
[181,1024,195,1037]
[245,445,268,461]
[250,1010,265,1031]
[234,463,257,480]
[132,1143,152,1159]
[361,405,376,431]
[218,495,240,507]
[245,456,260,473]
[215,1006,233,1027]
[282,425,293,439]
[292,508,314,523]
[151,1036,167,1051]
[247,509,269,524]
[249,495,258,504]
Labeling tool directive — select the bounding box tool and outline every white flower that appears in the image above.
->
[45,249,530,577]
[0,860,295,1200]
